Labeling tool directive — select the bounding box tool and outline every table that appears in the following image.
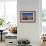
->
[0,30,3,42]
[5,32,17,46]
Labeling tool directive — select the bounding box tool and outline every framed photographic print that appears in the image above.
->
[20,11,36,23]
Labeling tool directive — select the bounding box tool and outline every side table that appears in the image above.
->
[0,30,3,42]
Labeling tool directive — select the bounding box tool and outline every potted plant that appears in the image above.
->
[0,18,5,27]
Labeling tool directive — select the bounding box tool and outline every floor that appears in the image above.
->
[0,41,5,46]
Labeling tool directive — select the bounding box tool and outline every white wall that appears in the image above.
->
[17,0,42,46]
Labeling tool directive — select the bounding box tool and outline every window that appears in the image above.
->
[42,0,46,26]
[5,1,17,25]
[42,0,46,22]
[42,0,46,33]
[0,2,4,17]
[0,0,17,26]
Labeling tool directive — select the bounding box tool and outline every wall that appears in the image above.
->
[17,0,42,46]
